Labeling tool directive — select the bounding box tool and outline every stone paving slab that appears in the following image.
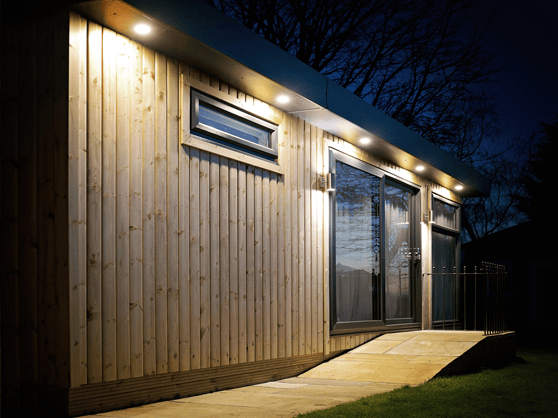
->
[300,359,445,384]
[386,340,477,356]
[81,331,493,418]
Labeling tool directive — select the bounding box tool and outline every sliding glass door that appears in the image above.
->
[330,150,420,333]
[333,158,382,326]
[384,181,420,323]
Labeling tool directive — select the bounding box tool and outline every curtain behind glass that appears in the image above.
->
[385,184,411,319]
[433,199,458,230]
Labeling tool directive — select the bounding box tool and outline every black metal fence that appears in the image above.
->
[424,262,510,335]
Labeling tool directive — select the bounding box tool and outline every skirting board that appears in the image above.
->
[68,353,325,416]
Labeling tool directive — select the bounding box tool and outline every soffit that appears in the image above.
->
[70,0,490,197]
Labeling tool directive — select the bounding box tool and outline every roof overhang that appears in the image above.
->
[70,0,490,197]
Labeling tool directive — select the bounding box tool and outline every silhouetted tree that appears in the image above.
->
[461,148,529,241]
[208,0,499,158]
[515,117,557,222]
[209,0,533,241]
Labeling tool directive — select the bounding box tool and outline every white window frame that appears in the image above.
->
[191,89,278,159]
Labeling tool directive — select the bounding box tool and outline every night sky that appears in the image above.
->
[471,0,558,145]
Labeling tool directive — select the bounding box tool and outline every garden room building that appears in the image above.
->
[0,0,490,415]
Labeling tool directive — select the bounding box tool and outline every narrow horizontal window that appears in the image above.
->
[191,89,278,159]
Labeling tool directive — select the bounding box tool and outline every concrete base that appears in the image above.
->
[81,330,515,417]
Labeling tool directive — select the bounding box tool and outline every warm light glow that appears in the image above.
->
[455,185,463,191]
[277,95,289,104]
[134,24,151,34]
[327,173,335,191]
[360,137,371,145]
[416,165,425,171]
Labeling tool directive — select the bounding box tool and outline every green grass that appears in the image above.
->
[297,346,558,417]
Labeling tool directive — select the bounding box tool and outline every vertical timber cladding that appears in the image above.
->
[1,10,77,415]
[68,11,332,401]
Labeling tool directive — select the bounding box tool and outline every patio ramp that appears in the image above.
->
[80,331,515,417]
[294,330,516,386]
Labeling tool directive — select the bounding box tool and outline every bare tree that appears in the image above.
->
[462,151,530,241]
[210,0,530,240]
[209,0,499,153]
[515,118,557,222]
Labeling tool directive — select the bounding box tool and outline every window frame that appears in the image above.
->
[329,148,422,334]
[191,89,278,159]
[431,194,460,235]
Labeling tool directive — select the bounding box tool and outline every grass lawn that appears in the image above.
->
[297,345,558,417]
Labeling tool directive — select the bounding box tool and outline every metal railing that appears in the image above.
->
[424,262,509,335]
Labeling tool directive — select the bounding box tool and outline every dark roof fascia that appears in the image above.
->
[70,0,490,197]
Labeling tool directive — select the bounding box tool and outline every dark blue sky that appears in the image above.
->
[471,0,558,143]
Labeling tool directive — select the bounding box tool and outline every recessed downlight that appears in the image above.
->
[360,137,371,145]
[277,95,289,104]
[455,185,463,191]
[416,165,425,172]
[134,24,151,35]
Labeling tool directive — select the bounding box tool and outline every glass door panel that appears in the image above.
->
[329,149,420,332]
[385,184,413,319]
[432,231,457,321]
[334,160,381,323]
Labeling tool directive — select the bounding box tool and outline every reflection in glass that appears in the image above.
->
[199,103,270,147]
[385,184,411,319]
[335,161,381,322]
[433,199,458,230]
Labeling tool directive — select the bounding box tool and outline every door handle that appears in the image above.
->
[404,247,421,262]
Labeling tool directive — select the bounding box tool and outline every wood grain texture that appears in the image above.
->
[178,69,191,371]
[254,168,263,361]
[290,117,299,357]
[262,171,270,360]
[155,51,168,375]
[246,165,256,362]
[210,152,221,367]
[32,17,433,402]
[86,20,103,384]
[237,163,247,364]
[229,159,239,365]
[102,27,117,382]
[54,11,72,389]
[129,38,144,379]
[142,47,157,376]
[116,33,131,381]
[199,151,211,369]
[68,12,87,387]
[189,147,201,370]
[297,118,305,356]
[167,58,180,373]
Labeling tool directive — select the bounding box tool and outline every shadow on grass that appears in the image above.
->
[297,345,558,418]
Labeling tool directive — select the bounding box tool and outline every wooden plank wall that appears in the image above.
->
[1,10,72,416]
[68,14,334,388]
[1,10,465,416]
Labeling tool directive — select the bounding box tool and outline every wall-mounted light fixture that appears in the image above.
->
[320,173,335,191]
[326,173,335,191]
[422,210,434,223]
